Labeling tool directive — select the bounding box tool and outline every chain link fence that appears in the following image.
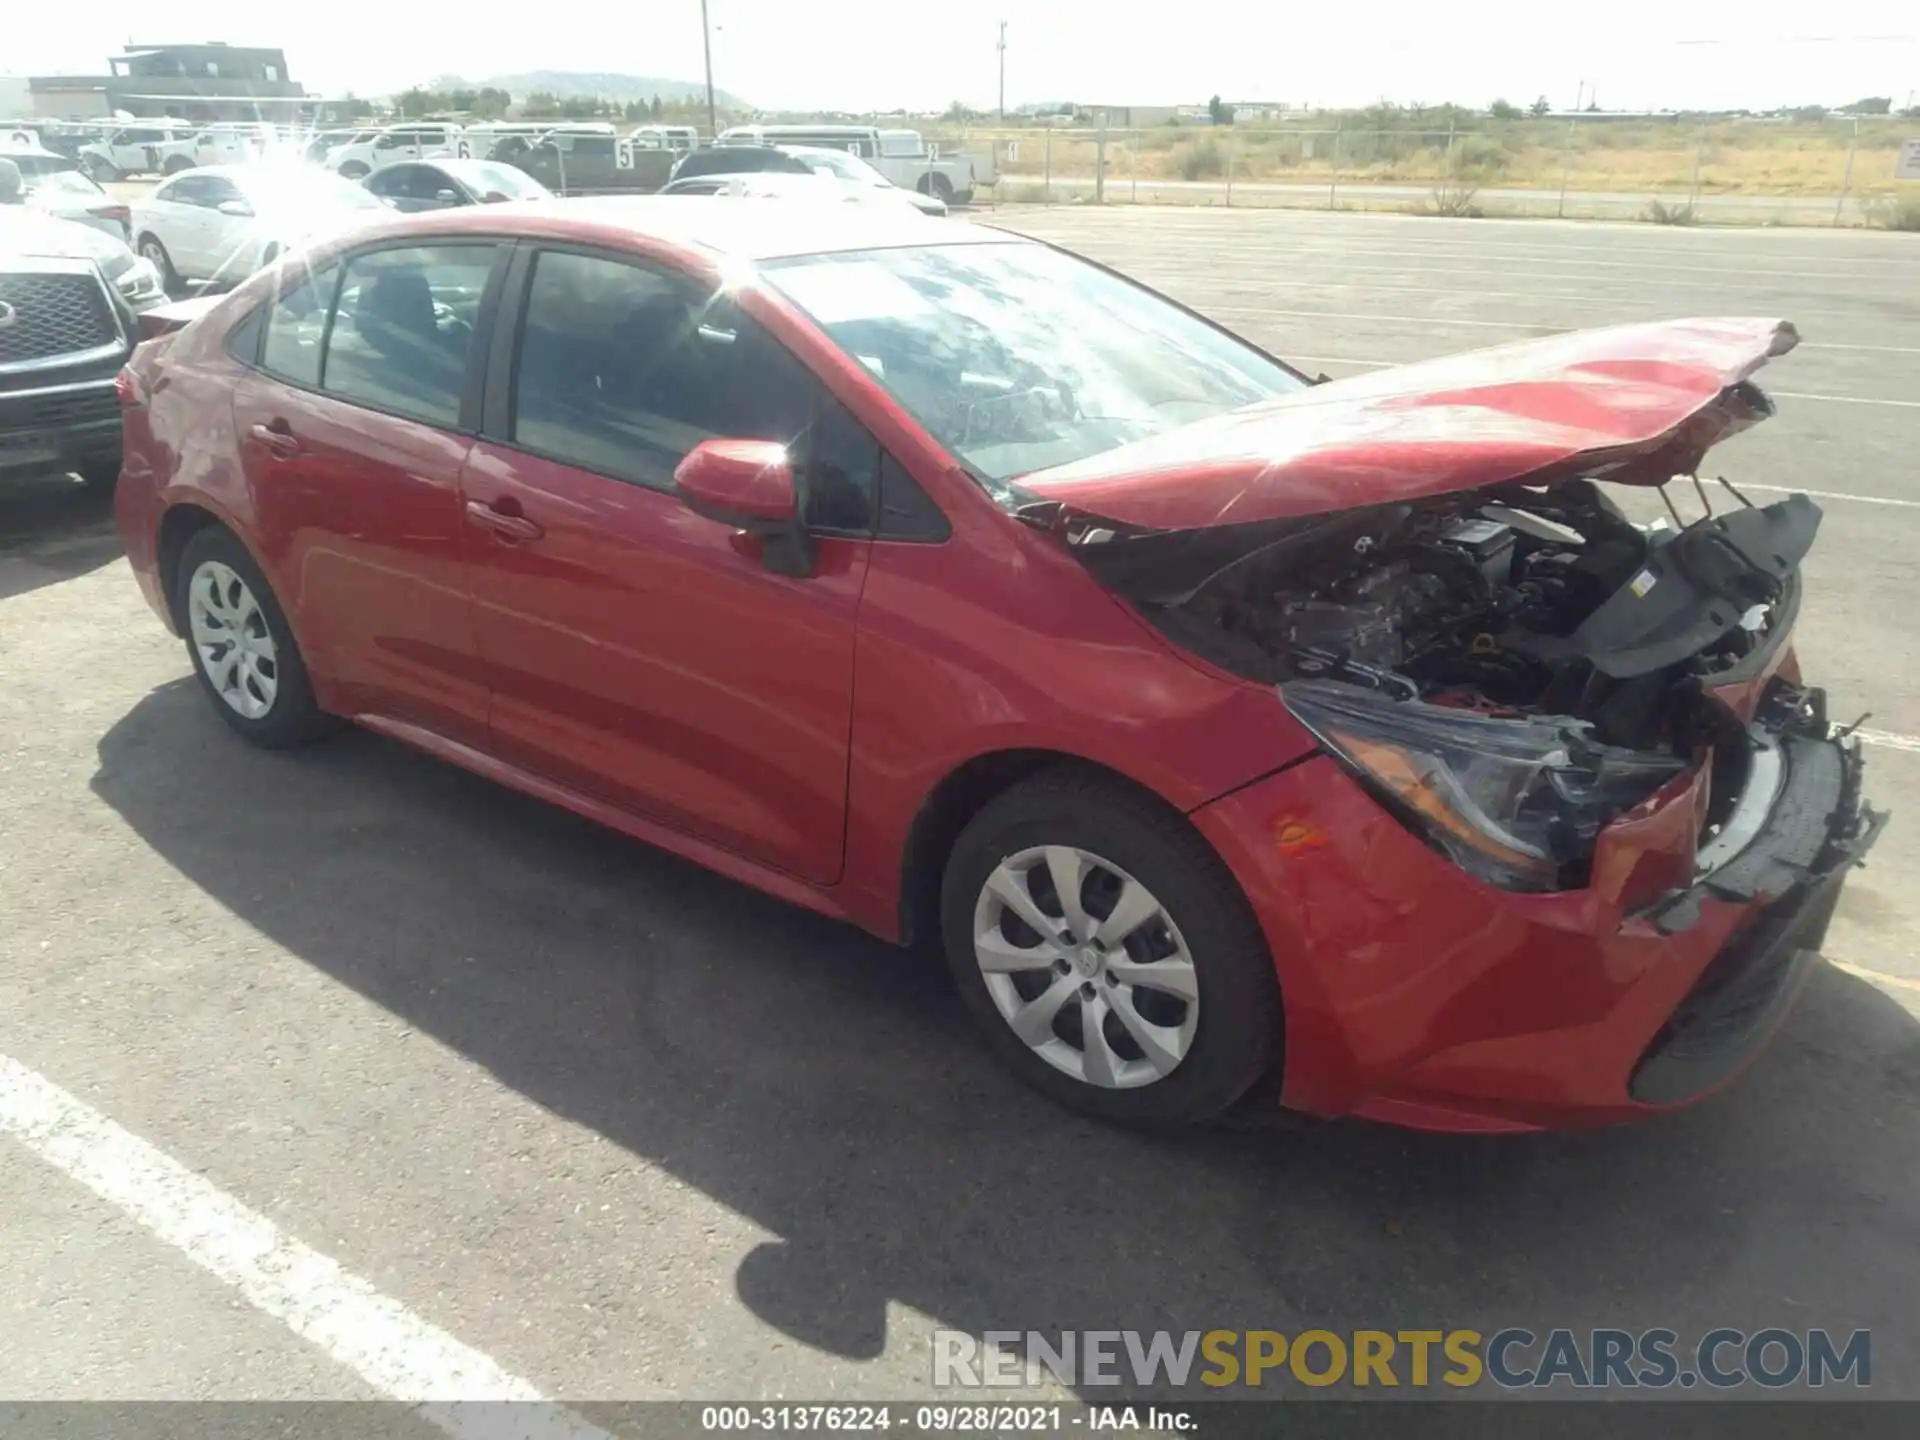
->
[927,116,1915,226]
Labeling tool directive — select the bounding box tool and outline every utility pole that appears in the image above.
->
[997,21,1008,120]
[700,0,717,139]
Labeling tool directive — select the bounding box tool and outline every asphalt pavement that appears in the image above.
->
[2,206,1918,1414]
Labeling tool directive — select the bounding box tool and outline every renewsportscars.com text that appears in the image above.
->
[934,1327,1871,1390]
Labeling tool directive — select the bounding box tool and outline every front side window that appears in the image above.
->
[321,245,497,427]
[763,242,1305,490]
[511,249,878,530]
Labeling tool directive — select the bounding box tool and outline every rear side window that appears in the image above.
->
[321,244,497,427]
[510,249,879,530]
[259,261,337,386]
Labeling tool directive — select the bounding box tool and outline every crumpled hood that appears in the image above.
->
[1018,317,1798,534]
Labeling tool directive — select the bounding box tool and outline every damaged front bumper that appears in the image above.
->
[1629,716,1886,1105]
[1188,680,1886,1132]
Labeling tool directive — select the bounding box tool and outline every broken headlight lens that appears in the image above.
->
[1282,679,1689,892]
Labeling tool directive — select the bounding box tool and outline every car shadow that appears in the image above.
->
[0,472,123,601]
[91,681,1920,1396]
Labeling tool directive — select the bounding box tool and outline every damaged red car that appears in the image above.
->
[113,202,1883,1132]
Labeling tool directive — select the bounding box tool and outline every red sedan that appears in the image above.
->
[113,200,1882,1132]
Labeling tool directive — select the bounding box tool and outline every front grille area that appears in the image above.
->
[0,273,119,366]
[0,383,119,433]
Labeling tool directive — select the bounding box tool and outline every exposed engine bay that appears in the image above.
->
[1061,479,1826,892]
[1086,478,1821,755]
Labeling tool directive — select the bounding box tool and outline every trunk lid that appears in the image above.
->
[1018,318,1798,534]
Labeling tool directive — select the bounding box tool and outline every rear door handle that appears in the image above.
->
[464,499,544,542]
[248,421,300,459]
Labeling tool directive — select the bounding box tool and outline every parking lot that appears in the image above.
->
[3,205,1919,1409]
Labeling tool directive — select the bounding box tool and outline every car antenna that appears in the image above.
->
[1689,473,1714,518]
[1716,474,1758,509]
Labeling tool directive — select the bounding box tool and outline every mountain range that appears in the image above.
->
[430,71,748,108]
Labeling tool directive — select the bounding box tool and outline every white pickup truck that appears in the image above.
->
[148,123,291,174]
[75,122,198,179]
[716,124,992,203]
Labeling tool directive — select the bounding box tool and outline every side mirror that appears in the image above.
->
[673,439,812,577]
[216,198,253,217]
[435,188,461,204]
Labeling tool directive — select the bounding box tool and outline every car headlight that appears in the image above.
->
[114,256,164,301]
[1282,680,1688,891]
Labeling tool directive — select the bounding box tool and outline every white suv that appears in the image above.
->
[330,125,463,179]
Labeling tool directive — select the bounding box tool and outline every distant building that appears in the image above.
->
[28,42,307,122]
[1084,105,1180,127]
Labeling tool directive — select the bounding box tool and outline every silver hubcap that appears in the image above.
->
[973,845,1199,1089]
[141,241,164,267]
[187,560,279,719]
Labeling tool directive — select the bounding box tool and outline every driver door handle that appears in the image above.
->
[248,420,300,459]
[465,499,544,543]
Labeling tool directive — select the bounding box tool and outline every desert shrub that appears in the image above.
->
[1177,136,1227,180]
[1454,135,1513,174]
[1643,198,1699,225]
[1424,182,1484,217]
[1862,195,1920,230]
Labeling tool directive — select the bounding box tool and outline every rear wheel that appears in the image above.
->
[338,161,369,180]
[940,770,1280,1126]
[175,527,338,749]
[917,172,956,202]
[162,155,192,175]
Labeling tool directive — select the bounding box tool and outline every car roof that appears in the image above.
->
[364,195,1013,262]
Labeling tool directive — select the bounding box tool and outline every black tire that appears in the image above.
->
[338,161,369,180]
[940,769,1280,1126]
[136,234,178,290]
[175,526,339,749]
[162,156,192,175]
[916,173,955,202]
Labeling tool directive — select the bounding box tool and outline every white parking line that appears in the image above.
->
[0,1053,610,1440]
[1857,729,1920,754]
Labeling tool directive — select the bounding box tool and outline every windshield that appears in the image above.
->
[763,242,1306,486]
[796,149,888,185]
[465,162,548,198]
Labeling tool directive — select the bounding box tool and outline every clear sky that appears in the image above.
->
[7,1,1916,114]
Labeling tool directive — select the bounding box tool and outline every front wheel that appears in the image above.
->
[940,770,1280,1126]
[176,527,339,749]
[338,161,369,180]
[162,156,192,175]
[137,234,178,290]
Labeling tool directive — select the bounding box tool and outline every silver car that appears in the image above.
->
[1,145,133,242]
